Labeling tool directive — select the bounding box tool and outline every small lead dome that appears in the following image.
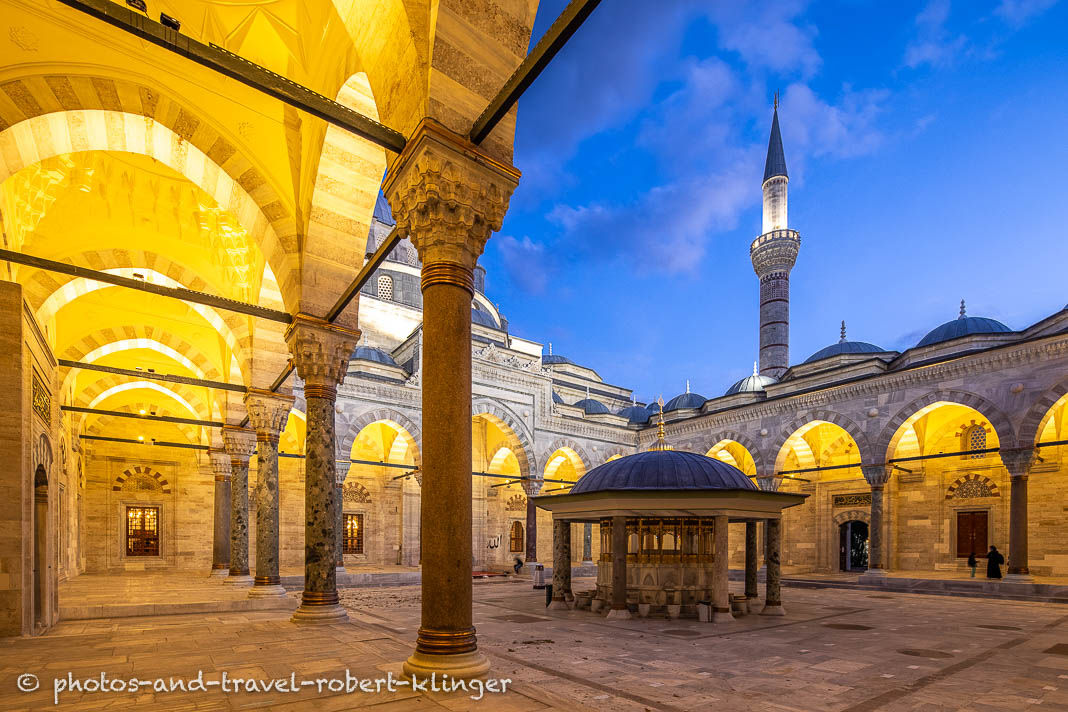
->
[664,381,705,411]
[570,450,757,494]
[726,364,778,395]
[805,321,886,363]
[918,301,1011,347]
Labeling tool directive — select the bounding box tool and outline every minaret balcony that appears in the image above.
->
[750,229,800,276]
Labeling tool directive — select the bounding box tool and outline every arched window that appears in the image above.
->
[961,423,988,459]
[509,521,524,553]
[377,275,393,302]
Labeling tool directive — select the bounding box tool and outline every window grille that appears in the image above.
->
[126,506,159,556]
[377,275,393,301]
[343,513,364,554]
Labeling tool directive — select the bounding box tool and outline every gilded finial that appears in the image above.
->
[548,342,553,356]
[685,379,690,394]
[753,361,759,377]
[840,320,847,343]
[774,90,779,111]
[648,396,674,451]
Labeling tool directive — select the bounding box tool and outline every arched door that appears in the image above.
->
[838,521,869,571]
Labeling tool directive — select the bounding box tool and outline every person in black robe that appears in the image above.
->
[986,545,1004,579]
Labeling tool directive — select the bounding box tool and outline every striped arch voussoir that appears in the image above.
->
[113,465,171,494]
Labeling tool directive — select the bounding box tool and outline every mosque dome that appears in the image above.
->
[917,302,1011,347]
[351,345,398,367]
[805,322,886,363]
[373,193,395,226]
[551,390,564,405]
[542,354,574,366]
[725,368,779,395]
[571,450,757,494]
[471,308,499,328]
[574,397,611,415]
[617,404,651,425]
[664,384,706,412]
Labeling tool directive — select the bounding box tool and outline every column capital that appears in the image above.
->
[522,477,543,496]
[244,389,295,437]
[209,449,232,480]
[862,464,892,488]
[335,459,351,486]
[221,426,256,464]
[383,119,521,276]
[1000,447,1036,478]
[756,476,780,492]
[284,315,360,392]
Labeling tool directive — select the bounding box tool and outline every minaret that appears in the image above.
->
[750,95,800,379]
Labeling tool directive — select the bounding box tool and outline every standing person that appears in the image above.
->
[967,552,978,578]
[986,545,1004,579]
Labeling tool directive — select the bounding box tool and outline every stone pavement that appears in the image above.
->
[1,575,1065,710]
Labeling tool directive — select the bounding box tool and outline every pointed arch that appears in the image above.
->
[876,390,1017,462]
[771,411,872,471]
[702,430,766,475]
[1018,375,1068,448]
[338,407,422,468]
[538,438,593,475]
[471,399,536,477]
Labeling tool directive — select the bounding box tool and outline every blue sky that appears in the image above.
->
[477,0,1068,403]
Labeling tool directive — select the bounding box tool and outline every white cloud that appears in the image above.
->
[705,0,821,77]
[995,0,1061,26]
[904,0,969,69]
[494,235,551,294]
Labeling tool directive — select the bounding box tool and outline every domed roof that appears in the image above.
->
[664,383,706,412]
[574,398,610,415]
[725,369,779,395]
[918,303,1011,347]
[471,308,499,328]
[542,354,573,366]
[373,193,395,226]
[804,322,886,363]
[551,390,564,405]
[352,345,398,367]
[571,450,757,494]
[617,404,650,425]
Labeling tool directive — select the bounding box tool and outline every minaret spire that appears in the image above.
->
[751,101,800,380]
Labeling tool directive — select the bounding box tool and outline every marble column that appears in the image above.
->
[712,515,733,623]
[549,519,571,609]
[335,458,350,573]
[761,518,785,616]
[582,522,593,564]
[244,389,294,598]
[744,520,759,601]
[1001,448,1036,580]
[222,426,255,585]
[385,119,519,678]
[286,316,359,623]
[209,450,231,577]
[862,464,892,576]
[523,481,539,573]
[607,515,630,620]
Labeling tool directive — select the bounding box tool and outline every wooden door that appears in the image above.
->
[956,511,988,558]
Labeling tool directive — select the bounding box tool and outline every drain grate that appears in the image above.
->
[977,624,1021,631]
[1043,643,1068,656]
[824,623,873,630]
[898,649,954,659]
[661,629,702,637]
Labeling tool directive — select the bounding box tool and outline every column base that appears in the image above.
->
[224,574,254,586]
[336,565,346,574]
[403,650,490,681]
[760,603,786,616]
[248,584,288,598]
[864,568,888,577]
[547,599,569,610]
[605,608,631,620]
[712,608,735,624]
[1004,573,1034,583]
[209,567,229,578]
[292,604,348,624]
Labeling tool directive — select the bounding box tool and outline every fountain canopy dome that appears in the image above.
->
[570,450,757,495]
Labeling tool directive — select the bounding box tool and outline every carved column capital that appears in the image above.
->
[862,464,893,488]
[999,448,1036,478]
[243,389,295,440]
[221,426,256,464]
[756,476,780,492]
[522,478,543,497]
[209,449,232,480]
[284,315,360,394]
[335,459,351,487]
[383,119,521,278]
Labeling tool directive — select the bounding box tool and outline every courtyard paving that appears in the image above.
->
[1,575,1066,710]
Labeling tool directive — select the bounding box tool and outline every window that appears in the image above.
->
[377,275,393,302]
[509,521,524,553]
[126,506,159,556]
[343,513,364,554]
[961,424,987,459]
